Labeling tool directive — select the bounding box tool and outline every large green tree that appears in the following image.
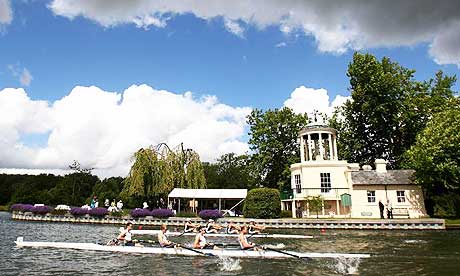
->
[247,107,308,189]
[121,144,206,202]
[403,100,460,216]
[332,52,457,169]
[203,153,258,189]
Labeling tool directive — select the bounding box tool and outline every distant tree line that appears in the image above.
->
[0,52,458,217]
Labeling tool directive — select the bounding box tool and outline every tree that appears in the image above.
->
[243,188,281,218]
[203,153,258,189]
[403,100,460,216]
[91,177,124,203]
[306,195,324,218]
[121,143,206,202]
[247,107,309,189]
[332,53,457,168]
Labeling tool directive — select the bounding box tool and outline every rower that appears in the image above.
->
[226,219,241,234]
[158,223,174,247]
[193,227,217,249]
[248,219,265,234]
[205,219,222,234]
[184,218,200,233]
[238,225,256,250]
[117,222,134,246]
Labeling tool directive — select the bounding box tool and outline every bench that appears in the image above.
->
[392,207,410,218]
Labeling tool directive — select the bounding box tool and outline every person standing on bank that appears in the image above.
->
[379,200,385,219]
[387,199,393,219]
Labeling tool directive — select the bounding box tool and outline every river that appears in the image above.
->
[1,212,459,275]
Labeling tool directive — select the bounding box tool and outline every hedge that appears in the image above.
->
[243,188,281,219]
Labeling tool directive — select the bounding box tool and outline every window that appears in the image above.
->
[397,191,405,203]
[367,191,376,203]
[295,174,301,193]
[320,173,331,193]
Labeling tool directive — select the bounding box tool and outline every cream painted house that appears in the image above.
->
[281,122,427,219]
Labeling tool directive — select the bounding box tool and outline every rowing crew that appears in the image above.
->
[112,222,259,251]
[184,218,265,235]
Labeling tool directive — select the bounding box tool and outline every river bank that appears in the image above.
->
[11,211,445,230]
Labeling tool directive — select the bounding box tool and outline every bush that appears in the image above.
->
[10,204,34,212]
[433,194,460,218]
[243,188,281,219]
[70,207,88,216]
[280,210,292,218]
[176,212,197,218]
[131,208,151,218]
[31,205,52,215]
[88,207,109,217]
[198,209,222,220]
[151,209,174,218]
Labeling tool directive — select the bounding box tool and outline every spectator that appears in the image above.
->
[387,199,393,219]
[117,200,123,210]
[104,199,110,208]
[379,200,385,219]
[143,202,149,209]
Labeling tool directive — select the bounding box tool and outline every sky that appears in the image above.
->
[0,0,459,178]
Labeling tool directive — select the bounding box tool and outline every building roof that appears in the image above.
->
[351,170,415,185]
[168,188,247,199]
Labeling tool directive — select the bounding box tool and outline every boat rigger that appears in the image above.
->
[130,230,314,239]
[14,237,370,259]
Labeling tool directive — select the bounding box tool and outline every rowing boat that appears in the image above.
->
[14,237,370,259]
[130,230,313,239]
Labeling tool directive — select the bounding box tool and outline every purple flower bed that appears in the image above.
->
[131,208,151,218]
[88,207,108,217]
[151,208,174,218]
[70,207,89,216]
[198,209,223,220]
[10,204,34,212]
[31,205,52,215]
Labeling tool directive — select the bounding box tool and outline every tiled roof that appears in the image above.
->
[351,170,415,185]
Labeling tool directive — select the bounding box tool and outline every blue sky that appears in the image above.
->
[0,0,459,176]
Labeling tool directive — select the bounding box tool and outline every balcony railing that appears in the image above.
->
[292,187,350,200]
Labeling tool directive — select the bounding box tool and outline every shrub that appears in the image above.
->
[176,212,197,218]
[198,209,222,220]
[243,188,281,219]
[151,209,174,218]
[88,207,109,217]
[131,208,151,218]
[31,205,52,215]
[280,210,292,218]
[10,204,34,212]
[70,207,88,216]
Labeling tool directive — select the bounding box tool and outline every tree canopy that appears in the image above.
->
[247,107,309,189]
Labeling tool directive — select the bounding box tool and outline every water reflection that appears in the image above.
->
[2,212,460,275]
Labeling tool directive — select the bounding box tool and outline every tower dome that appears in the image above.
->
[298,113,338,162]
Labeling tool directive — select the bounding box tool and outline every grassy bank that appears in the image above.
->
[0,205,9,212]
[446,219,460,226]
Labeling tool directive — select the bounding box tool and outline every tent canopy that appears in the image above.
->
[168,188,247,199]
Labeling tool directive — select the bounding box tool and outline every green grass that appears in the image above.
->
[0,205,8,212]
[446,219,460,225]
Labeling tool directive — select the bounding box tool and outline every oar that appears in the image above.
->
[132,239,156,244]
[261,247,311,261]
[177,244,216,257]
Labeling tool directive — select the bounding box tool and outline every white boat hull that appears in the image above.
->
[15,237,370,259]
[131,230,313,239]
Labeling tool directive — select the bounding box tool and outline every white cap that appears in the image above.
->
[208,219,214,222]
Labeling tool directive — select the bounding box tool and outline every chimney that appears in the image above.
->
[375,159,387,173]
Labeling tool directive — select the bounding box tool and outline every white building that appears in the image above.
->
[281,122,427,219]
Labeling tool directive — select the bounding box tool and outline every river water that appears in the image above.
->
[1,212,459,275]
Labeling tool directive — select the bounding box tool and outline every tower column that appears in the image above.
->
[318,133,324,160]
[307,134,313,161]
[333,134,338,160]
[328,133,333,160]
[300,136,305,162]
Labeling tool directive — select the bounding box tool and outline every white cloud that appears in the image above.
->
[283,86,350,117]
[20,68,33,86]
[49,0,460,65]
[0,0,12,25]
[275,42,287,48]
[7,65,33,86]
[0,85,251,177]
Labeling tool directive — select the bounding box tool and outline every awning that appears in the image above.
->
[168,188,247,199]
